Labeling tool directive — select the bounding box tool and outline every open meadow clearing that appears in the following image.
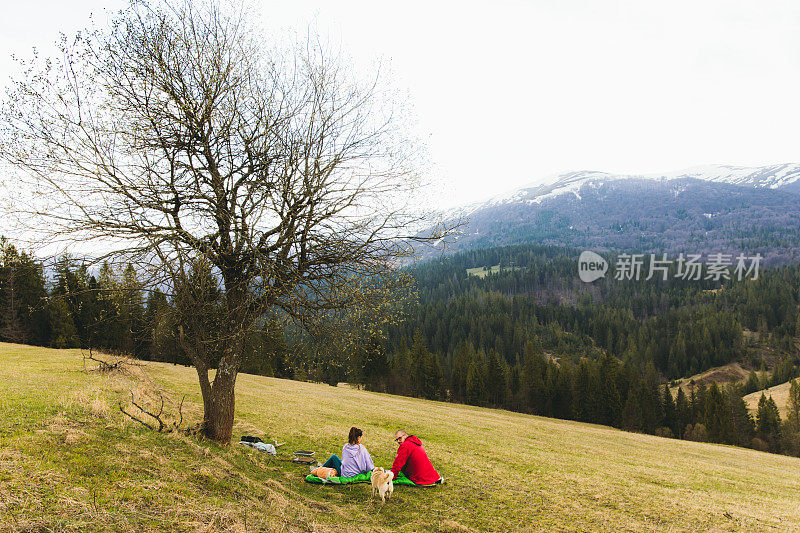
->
[1,342,800,532]
[744,381,794,417]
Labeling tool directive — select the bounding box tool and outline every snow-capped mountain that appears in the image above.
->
[428,164,800,263]
[656,163,800,189]
[468,163,800,211]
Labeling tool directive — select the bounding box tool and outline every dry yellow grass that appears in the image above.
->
[2,342,800,531]
[90,395,110,419]
[669,362,750,395]
[743,380,795,417]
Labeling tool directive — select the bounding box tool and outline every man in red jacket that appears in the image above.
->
[389,430,444,485]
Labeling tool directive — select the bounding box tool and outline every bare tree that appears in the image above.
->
[0,0,446,443]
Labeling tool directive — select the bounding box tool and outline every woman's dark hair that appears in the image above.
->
[348,427,362,445]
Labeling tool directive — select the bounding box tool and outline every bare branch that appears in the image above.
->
[121,391,173,432]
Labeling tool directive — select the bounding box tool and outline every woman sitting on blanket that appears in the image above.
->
[311,427,374,479]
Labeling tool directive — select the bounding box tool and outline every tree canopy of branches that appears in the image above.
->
[0,0,443,443]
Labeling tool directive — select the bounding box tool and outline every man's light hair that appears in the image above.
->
[395,429,407,437]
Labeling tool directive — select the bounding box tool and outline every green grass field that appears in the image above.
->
[2,342,800,531]
[465,265,522,278]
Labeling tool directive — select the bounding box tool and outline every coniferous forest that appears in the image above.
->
[3,238,800,457]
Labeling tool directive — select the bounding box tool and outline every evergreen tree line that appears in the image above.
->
[0,241,165,357]
[5,239,800,457]
[0,241,148,353]
[7,241,796,388]
[0,242,293,377]
[353,244,800,457]
[386,244,800,382]
[363,333,800,457]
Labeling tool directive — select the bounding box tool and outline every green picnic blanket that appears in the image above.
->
[305,471,438,486]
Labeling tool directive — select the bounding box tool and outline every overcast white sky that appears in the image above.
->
[3,0,800,207]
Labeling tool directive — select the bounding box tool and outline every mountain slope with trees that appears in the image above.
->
[428,167,800,262]
[372,244,800,456]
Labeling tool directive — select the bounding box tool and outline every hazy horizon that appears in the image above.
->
[2,1,800,209]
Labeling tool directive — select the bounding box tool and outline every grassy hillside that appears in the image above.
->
[2,343,800,531]
[744,380,794,417]
[669,362,750,395]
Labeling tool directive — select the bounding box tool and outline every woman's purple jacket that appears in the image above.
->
[340,443,374,477]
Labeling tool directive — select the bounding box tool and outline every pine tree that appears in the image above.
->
[47,298,80,348]
[120,264,146,357]
[550,364,574,420]
[451,342,473,402]
[703,383,734,444]
[465,359,488,406]
[420,350,445,400]
[621,385,643,432]
[756,393,782,450]
[11,250,48,344]
[600,353,623,427]
[409,331,430,397]
[691,382,707,424]
[522,340,547,414]
[667,333,687,378]
[787,379,800,433]
[661,384,677,436]
[507,363,523,411]
[726,385,755,447]
[675,387,691,438]
[160,257,226,370]
[744,371,761,395]
[146,289,186,364]
[391,339,412,395]
[573,359,600,423]
[757,315,769,341]
[640,363,663,434]
[485,348,508,407]
[781,379,800,456]
[96,261,124,349]
[0,242,27,343]
[143,289,168,360]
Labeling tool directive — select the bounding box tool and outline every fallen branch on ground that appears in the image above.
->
[119,391,186,433]
[82,347,142,374]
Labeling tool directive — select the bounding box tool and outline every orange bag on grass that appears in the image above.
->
[310,466,338,479]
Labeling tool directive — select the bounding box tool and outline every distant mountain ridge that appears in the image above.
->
[430,164,800,263]
[457,163,800,213]
[655,163,800,189]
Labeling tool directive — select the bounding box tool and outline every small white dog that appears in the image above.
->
[370,467,394,503]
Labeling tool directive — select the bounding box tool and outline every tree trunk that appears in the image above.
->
[195,364,212,428]
[203,354,239,443]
